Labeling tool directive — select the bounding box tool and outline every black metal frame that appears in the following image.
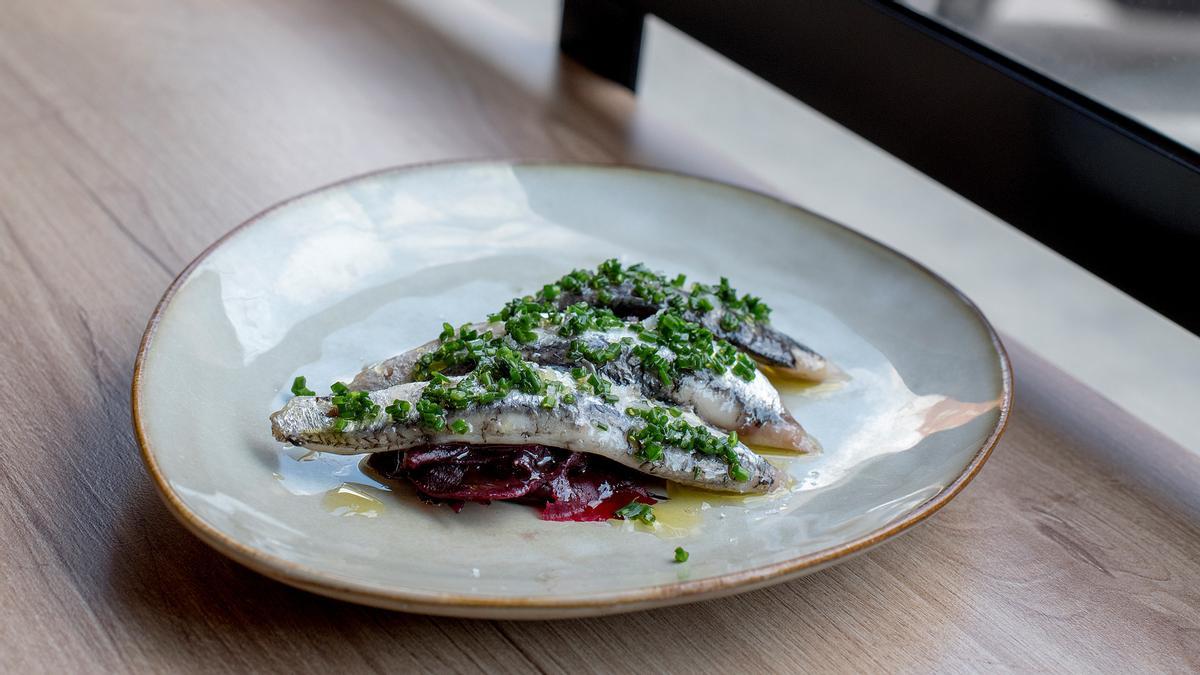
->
[561,0,1200,332]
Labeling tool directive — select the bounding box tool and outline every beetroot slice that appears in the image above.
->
[366,444,658,521]
[404,445,557,501]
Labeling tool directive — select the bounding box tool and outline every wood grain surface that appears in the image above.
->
[1,0,1198,671]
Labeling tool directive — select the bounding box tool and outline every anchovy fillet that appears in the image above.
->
[349,322,497,391]
[351,324,816,452]
[553,281,831,381]
[271,371,777,494]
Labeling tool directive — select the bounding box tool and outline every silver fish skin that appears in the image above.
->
[349,340,434,391]
[349,322,499,391]
[553,281,832,381]
[348,324,816,453]
[270,370,777,494]
[511,323,817,453]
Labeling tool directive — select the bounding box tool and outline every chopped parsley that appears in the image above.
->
[674,547,689,563]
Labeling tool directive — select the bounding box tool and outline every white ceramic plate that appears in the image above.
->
[133,161,1010,619]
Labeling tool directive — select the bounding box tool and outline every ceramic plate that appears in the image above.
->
[133,161,1010,619]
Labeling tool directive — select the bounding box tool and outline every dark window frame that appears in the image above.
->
[561,0,1200,332]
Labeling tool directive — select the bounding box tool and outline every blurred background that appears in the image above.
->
[904,0,1200,151]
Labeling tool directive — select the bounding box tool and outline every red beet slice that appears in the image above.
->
[366,444,659,521]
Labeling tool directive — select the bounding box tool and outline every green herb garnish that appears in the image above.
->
[625,405,747,480]
[415,397,446,430]
[290,376,316,397]
[328,382,380,426]
[532,259,772,332]
[330,260,772,442]
[630,310,759,384]
[674,547,689,563]
[385,399,412,422]
[615,501,656,525]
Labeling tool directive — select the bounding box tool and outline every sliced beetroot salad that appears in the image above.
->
[366,444,659,521]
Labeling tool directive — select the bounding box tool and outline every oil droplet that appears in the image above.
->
[762,367,847,398]
[612,472,798,539]
[647,493,704,538]
[746,442,808,460]
[664,480,790,511]
[322,483,384,518]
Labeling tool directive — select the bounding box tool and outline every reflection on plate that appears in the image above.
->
[134,161,1010,618]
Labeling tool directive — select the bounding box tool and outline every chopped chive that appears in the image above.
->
[674,547,689,563]
[290,376,316,397]
[615,501,656,525]
[625,404,745,475]
[594,421,609,431]
[385,399,411,422]
[390,261,777,452]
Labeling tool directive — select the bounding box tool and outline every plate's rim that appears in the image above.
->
[131,159,1013,616]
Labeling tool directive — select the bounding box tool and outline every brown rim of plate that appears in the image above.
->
[131,159,1013,616]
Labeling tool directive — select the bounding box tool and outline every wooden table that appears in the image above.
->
[2,0,1198,670]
